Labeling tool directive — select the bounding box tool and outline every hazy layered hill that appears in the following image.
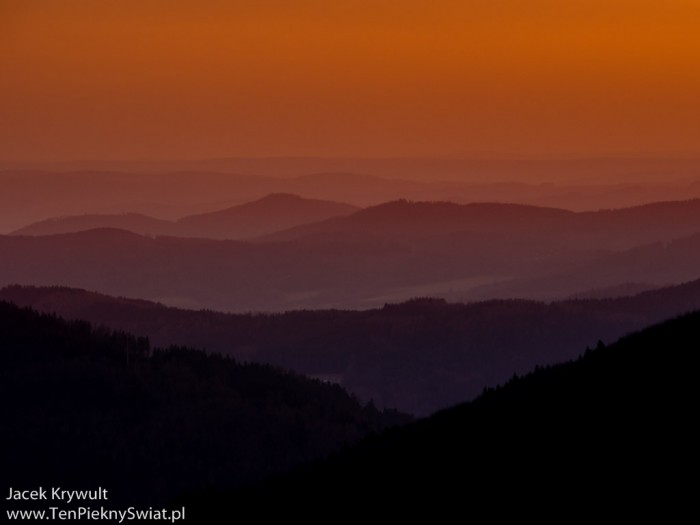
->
[0,228,422,310]
[5,156,700,183]
[262,200,573,240]
[12,193,358,239]
[198,311,697,518]
[176,193,358,239]
[565,282,659,299]
[2,213,700,312]
[4,280,700,415]
[15,198,700,250]
[12,212,178,237]
[0,301,406,505]
[469,232,700,301]
[261,198,700,250]
[4,167,700,233]
[0,170,272,233]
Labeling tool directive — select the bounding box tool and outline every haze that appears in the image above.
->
[2,0,699,165]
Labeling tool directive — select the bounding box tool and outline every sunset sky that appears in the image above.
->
[1,0,698,161]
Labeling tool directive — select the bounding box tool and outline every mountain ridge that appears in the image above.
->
[0,300,407,505]
[259,197,700,241]
[11,193,358,239]
[5,168,700,233]
[3,222,700,313]
[176,192,358,239]
[185,309,698,518]
[4,278,700,414]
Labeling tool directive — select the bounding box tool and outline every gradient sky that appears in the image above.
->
[1,0,698,161]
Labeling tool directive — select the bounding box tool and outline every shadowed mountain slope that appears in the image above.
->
[185,310,698,519]
[0,301,406,506]
[4,280,700,415]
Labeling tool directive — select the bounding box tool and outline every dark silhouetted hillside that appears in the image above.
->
[185,311,698,519]
[0,301,406,506]
[4,280,700,415]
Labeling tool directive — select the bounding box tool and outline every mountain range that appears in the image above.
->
[3,199,700,311]
[4,167,700,233]
[259,198,700,250]
[14,197,700,251]
[13,193,358,239]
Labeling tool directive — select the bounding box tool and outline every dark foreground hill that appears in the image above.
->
[0,302,406,506]
[4,281,700,415]
[185,311,698,519]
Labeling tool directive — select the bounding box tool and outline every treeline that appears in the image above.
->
[183,310,699,519]
[4,281,700,414]
[0,301,407,506]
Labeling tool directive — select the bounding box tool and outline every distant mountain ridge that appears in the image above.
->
[12,213,177,237]
[260,198,700,244]
[17,197,700,244]
[12,193,358,239]
[3,211,700,313]
[4,167,700,233]
[176,193,358,239]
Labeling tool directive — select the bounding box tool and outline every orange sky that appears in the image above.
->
[1,0,699,161]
